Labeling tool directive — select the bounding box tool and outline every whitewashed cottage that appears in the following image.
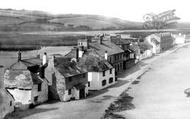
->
[4,53,49,110]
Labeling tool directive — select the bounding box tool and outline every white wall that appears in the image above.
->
[88,68,116,90]
[7,88,32,109]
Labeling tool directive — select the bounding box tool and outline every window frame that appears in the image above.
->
[102,80,107,86]
[110,68,112,74]
[109,77,113,84]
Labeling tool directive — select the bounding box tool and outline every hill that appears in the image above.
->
[0,9,143,31]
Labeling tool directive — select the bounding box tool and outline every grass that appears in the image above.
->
[0,32,85,51]
[101,90,135,119]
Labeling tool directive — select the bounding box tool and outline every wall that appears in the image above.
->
[88,68,116,90]
[7,88,32,109]
[31,80,48,105]
[0,90,14,119]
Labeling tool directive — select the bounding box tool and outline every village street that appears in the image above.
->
[6,44,188,119]
[119,44,190,119]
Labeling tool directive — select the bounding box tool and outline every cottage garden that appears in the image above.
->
[0,32,186,119]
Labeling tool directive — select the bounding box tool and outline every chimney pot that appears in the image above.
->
[42,52,47,65]
[18,50,21,61]
[76,48,79,61]
[105,51,108,60]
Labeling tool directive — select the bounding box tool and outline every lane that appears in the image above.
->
[121,45,190,119]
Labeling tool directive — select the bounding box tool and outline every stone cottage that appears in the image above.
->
[46,56,88,102]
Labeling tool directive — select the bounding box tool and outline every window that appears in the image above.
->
[34,96,38,102]
[102,80,107,86]
[38,83,42,91]
[10,101,12,106]
[68,89,72,95]
[83,73,86,78]
[109,78,113,84]
[103,71,105,76]
[68,77,72,82]
[110,69,112,74]
[88,82,90,87]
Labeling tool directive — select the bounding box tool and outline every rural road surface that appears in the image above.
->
[119,44,190,119]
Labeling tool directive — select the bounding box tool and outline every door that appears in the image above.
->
[79,88,85,99]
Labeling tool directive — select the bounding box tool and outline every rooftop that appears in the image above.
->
[54,57,87,78]
[89,40,124,57]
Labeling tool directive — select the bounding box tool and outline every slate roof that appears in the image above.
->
[89,40,124,57]
[54,57,87,78]
[4,57,43,89]
[9,58,42,70]
[4,70,43,89]
[111,39,131,45]
[77,49,113,72]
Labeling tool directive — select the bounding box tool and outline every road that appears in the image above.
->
[118,44,190,119]
[6,44,187,119]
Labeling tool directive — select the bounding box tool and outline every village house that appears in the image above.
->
[144,34,161,54]
[172,33,186,44]
[3,52,49,110]
[160,32,174,51]
[0,66,14,119]
[110,34,138,69]
[45,55,88,102]
[89,35,125,75]
[66,46,116,90]
[138,42,153,60]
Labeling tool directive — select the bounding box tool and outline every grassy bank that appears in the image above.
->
[0,32,85,51]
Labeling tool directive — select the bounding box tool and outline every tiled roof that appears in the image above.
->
[9,57,42,70]
[89,40,124,57]
[4,70,43,89]
[54,57,87,77]
[77,49,113,72]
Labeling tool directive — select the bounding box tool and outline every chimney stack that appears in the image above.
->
[42,52,47,66]
[79,46,84,58]
[105,51,108,60]
[76,47,79,61]
[18,50,21,61]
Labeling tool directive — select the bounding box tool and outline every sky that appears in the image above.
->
[0,0,189,22]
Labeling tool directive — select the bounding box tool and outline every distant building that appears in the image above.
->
[66,48,116,90]
[144,34,161,54]
[110,35,138,69]
[46,56,88,101]
[172,33,186,44]
[160,32,174,51]
[89,35,124,75]
[4,53,49,110]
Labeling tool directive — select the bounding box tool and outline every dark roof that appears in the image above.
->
[111,39,131,45]
[129,42,140,52]
[54,57,87,77]
[89,40,124,57]
[4,70,43,89]
[9,57,42,70]
[77,49,113,72]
